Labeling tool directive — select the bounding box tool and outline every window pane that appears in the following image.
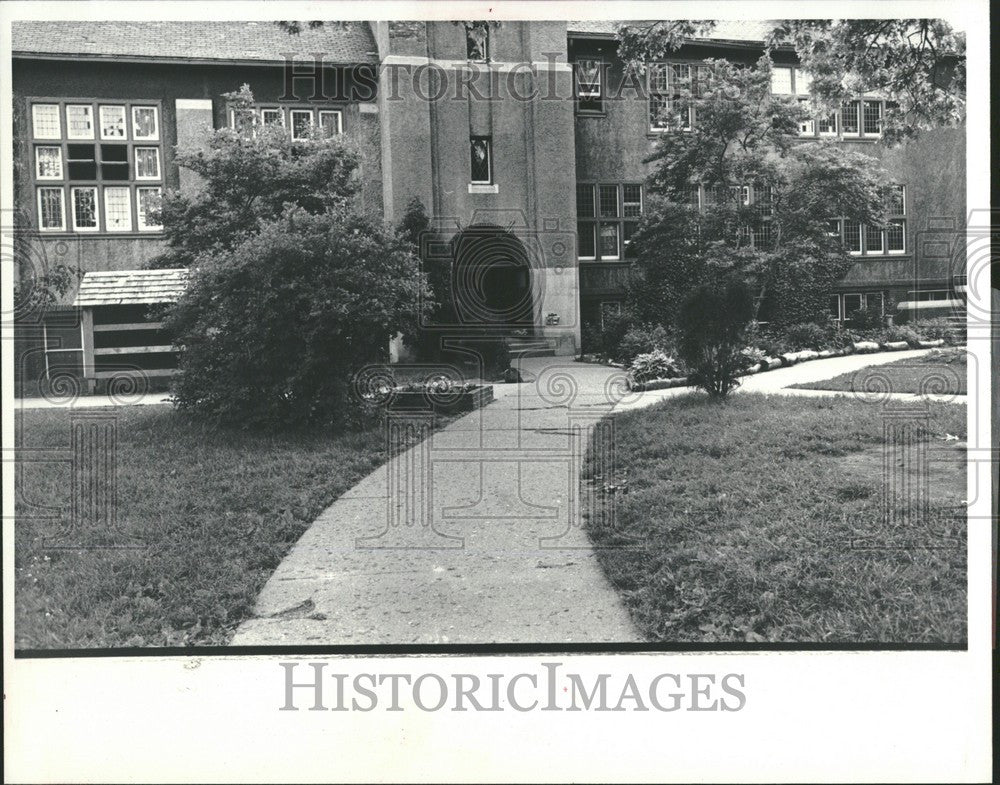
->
[45,320,83,351]
[818,113,837,134]
[828,295,841,319]
[598,185,619,217]
[136,187,163,230]
[599,223,619,258]
[99,105,127,139]
[38,188,64,230]
[66,105,94,139]
[649,64,670,92]
[576,184,595,218]
[135,147,160,179]
[797,98,814,135]
[577,222,595,258]
[32,104,61,139]
[622,184,642,217]
[865,224,883,253]
[261,108,284,127]
[770,66,793,94]
[649,94,670,129]
[841,101,860,134]
[826,219,842,237]
[752,223,773,250]
[104,187,132,232]
[863,101,883,134]
[100,143,130,181]
[885,185,905,215]
[291,110,313,140]
[132,106,159,140]
[623,221,638,256]
[843,294,862,314]
[66,144,97,180]
[72,187,99,230]
[843,220,862,252]
[319,111,342,135]
[470,137,491,182]
[886,219,905,252]
[35,146,63,179]
[795,69,812,95]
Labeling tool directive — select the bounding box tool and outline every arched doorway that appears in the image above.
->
[450,225,534,329]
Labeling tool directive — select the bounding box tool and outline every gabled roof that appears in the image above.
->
[568,20,776,45]
[12,21,378,65]
[73,268,190,307]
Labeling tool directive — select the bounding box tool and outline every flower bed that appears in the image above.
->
[385,382,494,413]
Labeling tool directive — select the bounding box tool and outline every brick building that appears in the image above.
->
[11,20,965,386]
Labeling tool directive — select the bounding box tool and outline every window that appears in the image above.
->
[470,136,492,183]
[865,223,884,254]
[863,101,883,135]
[290,109,314,140]
[576,183,643,261]
[818,112,838,135]
[648,63,693,131]
[465,22,489,62]
[103,187,132,232]
[828,295,841,321]
[66,105,94,139]
[136,187,163,231]
[318,110,343,136]
[909,289,949,302]
[35,146,62,179]
[843,220,862,254]
[575,58,603,113]
[841,101,860,135]
[99,105,127,139]
[134,147,161,180]
[131,106,159,140]
[842,293,863,316]
[261,108,284,127]
[29,99,164,233]
[71,187,99,231]
[886,219,906,253]
[770,66,793,94]
[31,104,61,138]
[37,187,65,231]
[600,301,623,330]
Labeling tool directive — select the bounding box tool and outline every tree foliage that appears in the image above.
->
[148,85,360,269]
[768,19,965,144]
[166,208,430,429]
[628,56,888,328]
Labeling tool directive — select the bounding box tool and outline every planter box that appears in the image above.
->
[388,384,493,414]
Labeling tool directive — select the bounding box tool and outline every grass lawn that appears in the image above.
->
[585,393,967,644]
[14,405,450,649]
[790,349,967,396]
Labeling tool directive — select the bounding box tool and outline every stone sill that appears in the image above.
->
[468,183,499,194]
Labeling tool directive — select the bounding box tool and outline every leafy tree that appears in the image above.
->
[768,20,965,144]
[166,208,430,429]
[676,278,755,399]
[614,19,964,144]
[628,56,887,328]
[147,85,360,269]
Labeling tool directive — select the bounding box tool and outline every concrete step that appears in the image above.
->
[506,338,556,357]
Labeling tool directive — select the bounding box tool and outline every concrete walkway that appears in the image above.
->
[221,348,959,646]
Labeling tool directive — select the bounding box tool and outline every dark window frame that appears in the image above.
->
[470,135,493,184]
[576,182,644,261]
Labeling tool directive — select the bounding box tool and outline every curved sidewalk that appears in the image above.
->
[230,360,642,645]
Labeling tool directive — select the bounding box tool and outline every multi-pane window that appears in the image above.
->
[835,291,885,321]
[230,105,344,138]
[470,136,492,183]
[576,183,643,260]
[575,58,604,113]
[841,101,860,134]
[818,112,838,135]
[648,63,694,131]
[830,185,906,255]
[770,66,794,94]
[863,101,883,135]
[29,100,162,233]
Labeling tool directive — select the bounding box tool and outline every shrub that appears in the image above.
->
[617,324,673,366]
[845,306,883,331]
[912,317,966,345]
[676,278,755,399]
[629,350,682,383]
[783,321,832,351]
[881,324,923,347]
[166,208,430,429]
